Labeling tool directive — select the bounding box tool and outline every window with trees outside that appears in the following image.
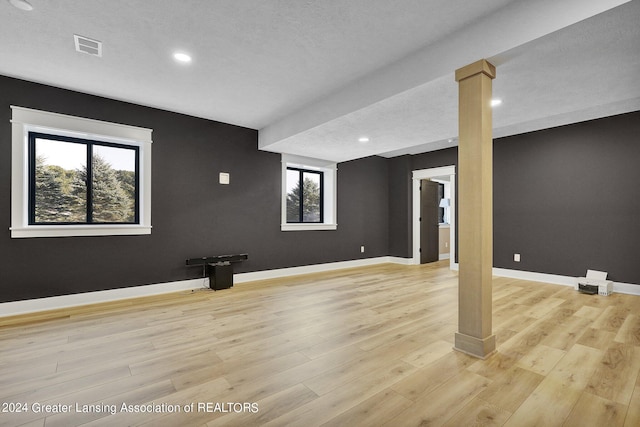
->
[280,154,336,231]
[10,106,152,238]
[286,167,323,223]
[30,133,138,225]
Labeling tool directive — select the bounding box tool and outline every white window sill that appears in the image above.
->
[281,223,337,232]
[10,225,152,238]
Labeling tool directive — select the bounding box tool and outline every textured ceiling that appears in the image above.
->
[1,0,638,162]
[269,1,640,161]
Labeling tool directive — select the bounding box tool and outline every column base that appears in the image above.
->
[454,332,496,359]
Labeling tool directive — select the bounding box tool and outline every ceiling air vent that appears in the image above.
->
[74,34,102,57]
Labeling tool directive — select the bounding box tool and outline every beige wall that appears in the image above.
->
[439,225,450,255]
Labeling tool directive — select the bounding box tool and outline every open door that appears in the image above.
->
[420,179,439,264]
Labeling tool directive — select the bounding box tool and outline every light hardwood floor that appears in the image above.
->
[1,261,639,426]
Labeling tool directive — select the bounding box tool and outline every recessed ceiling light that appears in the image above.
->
[173,52,192,63]
[8,0,33,11]
[358,137,370,143]
[491,99,502,107]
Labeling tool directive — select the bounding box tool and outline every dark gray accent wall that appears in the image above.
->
[388,156,412,257]
[411,148,458,172]
[494,111,640,285]
[0,75,390,303]
[337,156,390,261]
[386,148,459,259]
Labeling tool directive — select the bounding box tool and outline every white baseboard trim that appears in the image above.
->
[492,267,640,296]
[234,256,412,283]
[0,278,207,318]
[492,268,575,286]
[0,257,412,317]
[3,259,636,318]
[612,282,640,296]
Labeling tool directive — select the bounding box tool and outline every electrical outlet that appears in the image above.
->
[514,253,521,262]
[445,242,448,248]
[360,246,365,253]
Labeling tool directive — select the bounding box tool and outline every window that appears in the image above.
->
[11,106,152,238]
[281,154,336,231]
[29,133,139,225]
[286,167,323,223]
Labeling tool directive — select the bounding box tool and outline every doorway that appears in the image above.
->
[412,166,456,268]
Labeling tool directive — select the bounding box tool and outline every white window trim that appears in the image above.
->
[281,154,337,231]
[10,106,152,238]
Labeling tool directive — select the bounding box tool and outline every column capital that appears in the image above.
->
[455,59,496,82]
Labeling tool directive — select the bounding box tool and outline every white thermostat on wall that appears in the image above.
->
[219,172,230,185]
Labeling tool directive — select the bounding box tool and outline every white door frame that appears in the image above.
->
[412,165,456,269]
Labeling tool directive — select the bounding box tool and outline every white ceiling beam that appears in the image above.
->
[258,0,631,153]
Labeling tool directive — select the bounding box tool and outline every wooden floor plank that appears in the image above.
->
[577,327,617,350]
[391,351,476,401]
[400,339,454,368]
[563,392,627,427]
[623,372,640,427]
[475,366,544,413]
[384,370,490,427]
[585,342,640,404]
[320,389,412,427]
[263,360,416,426]
[504,343,603,427]
[442,397,512,427]
[516,344,566,376]
[615,314,640,346]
